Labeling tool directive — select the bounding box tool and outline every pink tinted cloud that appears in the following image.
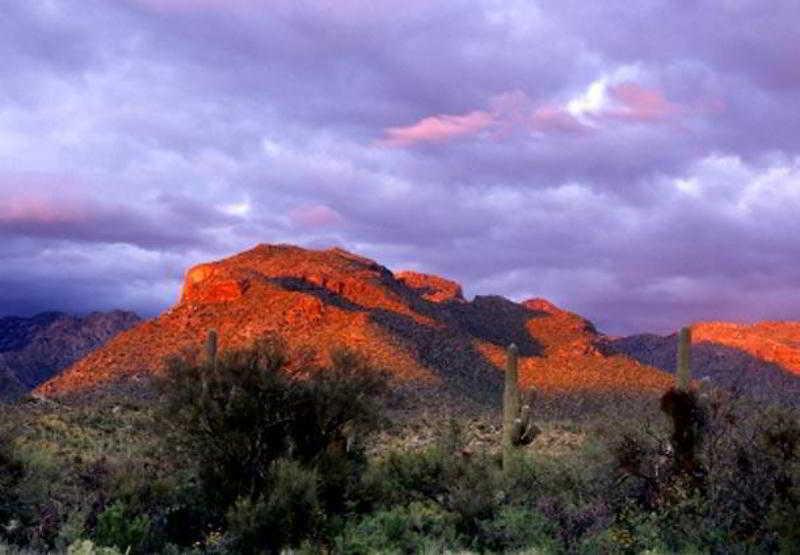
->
[0,195,86,225]
[289,204,343,228]
[604,82,681,122]
[379,110,494,147]
[380,91,594,147]
[379,83,687,148]
[531,105,589,134]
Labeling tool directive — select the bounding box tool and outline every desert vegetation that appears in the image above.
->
[2,333,800,554]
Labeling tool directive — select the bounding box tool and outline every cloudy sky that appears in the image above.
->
[2,0,799,334]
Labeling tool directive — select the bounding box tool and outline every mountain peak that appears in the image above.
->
[395,271,465,303]
[37,243,673,399]
[522,298,564,315]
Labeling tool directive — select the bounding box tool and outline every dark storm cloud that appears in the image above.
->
[1,0,799,333]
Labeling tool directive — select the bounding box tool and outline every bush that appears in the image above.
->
[607,387,800,551]
[158,335,387,550]
[93,501,150,554]
[226,459,320,554]
[66,539,123,555]
[476,506,560,553]
[337,502,457,554]
[0,426,27,547]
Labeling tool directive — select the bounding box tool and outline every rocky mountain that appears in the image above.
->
[37,244,673,401]
[608,322,800,402]
[0,311,141,401]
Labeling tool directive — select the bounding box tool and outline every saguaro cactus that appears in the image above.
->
[503,343,520,463]
[660,325,706,486]
[206,329,219,367]
[503,343,539,471]
[676,326,692,390]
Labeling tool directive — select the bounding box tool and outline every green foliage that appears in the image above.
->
[93,501,150,554]
[158,334,387,550]
[226,459,320,554]
[476,506,560,553]
[367,445,576,552]
[0,427,26,540]
[160,335,386,509]
[6,335,800,554]
[337,502,457,554]
[66,539,123,555]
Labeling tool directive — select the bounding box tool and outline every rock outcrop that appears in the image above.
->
[395,271,465,303]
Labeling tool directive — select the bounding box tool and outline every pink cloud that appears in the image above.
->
[378,83,691,148]
[531,105,589,134]
[379,110,494,147]
[604,82,681,122]
[289,204,343,228]
[0,195,86,225]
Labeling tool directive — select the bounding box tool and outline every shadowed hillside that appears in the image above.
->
[0,311,141,401]
[608,322,800,403]
[37,244,673,402]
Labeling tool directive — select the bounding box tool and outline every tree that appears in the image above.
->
[158,334,387,552]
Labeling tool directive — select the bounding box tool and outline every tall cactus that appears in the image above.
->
[661,325,705,484]
[503,343,520,466]
[206,329,219,367]
[503,343,539,471]
[201,330,219,404]
[676,326,692,391]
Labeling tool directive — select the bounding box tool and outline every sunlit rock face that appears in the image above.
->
[522,298,564,315]
[38,243,674,400]
[0,311,141,401]
[180,264,248,304]
[395,271,465,303]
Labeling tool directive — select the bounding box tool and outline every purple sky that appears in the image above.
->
[2,1,800,335]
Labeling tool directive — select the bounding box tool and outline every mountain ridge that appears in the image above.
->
[0,310,141,401]
[608,321,800,402]
[37,244,675,401]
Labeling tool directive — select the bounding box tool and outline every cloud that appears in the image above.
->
[379,111,495,147]
[1,0,800,337]
[606,82,680,121]
[380,79,697,147]
[289,205,344,228]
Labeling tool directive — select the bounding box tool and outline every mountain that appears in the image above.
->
[0,357,25,401]
[0,310,141,401]
[608,322,800,402]
[37,244,673,401]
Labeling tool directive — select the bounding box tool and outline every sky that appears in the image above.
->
[1,0,800,335]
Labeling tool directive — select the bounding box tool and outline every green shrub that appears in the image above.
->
[476,506,560,552]
[226,459,320,554]
[158,335,387,550]
[93,501,150,554]
[0,426,28,547]
[66,539,123,555]
[336,502,456,555]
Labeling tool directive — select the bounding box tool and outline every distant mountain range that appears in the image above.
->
[608,322,800,402]
[1,243,796,406]
[0,311,141,401]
